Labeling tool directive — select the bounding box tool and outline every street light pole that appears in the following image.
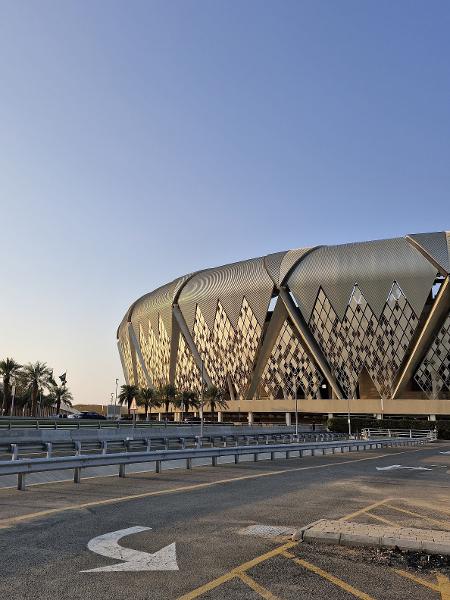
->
[200,358,204,443]
[10,376,16,417]
[347,393,352,438]
[292,376,299,440]
[115,378,119,406]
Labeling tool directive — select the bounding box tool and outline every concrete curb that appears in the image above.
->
[291,519,450,556]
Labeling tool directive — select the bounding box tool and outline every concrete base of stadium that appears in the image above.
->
[153,397,450,422]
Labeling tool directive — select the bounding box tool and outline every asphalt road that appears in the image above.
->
[0,443,449,599]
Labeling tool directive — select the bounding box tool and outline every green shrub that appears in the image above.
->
[437,421,450,440]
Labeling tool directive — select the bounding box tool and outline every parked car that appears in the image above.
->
[69,411,107,420]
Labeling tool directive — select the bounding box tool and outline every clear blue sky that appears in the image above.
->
[1,1,449,405]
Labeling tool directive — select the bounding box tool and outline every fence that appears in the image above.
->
[0,431,344,461]
[0,436,428,491]
[360,428,437,441]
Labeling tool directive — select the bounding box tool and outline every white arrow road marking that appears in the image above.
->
[376,464,432,471]
[81,526,179,572]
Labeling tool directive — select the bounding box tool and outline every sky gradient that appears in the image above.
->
[1,1,449,405]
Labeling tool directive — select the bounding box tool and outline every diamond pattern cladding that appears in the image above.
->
[309,282,419,398]
[192,297,262,397]
[261,319,323,399]
[138,315,170,389]
[414,313,450,397]
[175,334,201,393]
[120,335,135,385]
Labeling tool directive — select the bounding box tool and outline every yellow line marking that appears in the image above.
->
[365,511,398,527]
[283,551,376,600]
[177,542,297,599]
[339,497,394,521]
[392,569,440,592]
[237,572,281,599]
[0,449,424,530]
[402,499,450,518]
[437,574,450,600]
[383,504,450,530]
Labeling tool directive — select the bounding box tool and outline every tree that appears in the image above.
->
[118,384,139,415]
[205,385,228,422]
[0,358,22,415]
[22,362,54,417]
[138,387,160,421]
[160,384,177,415]
[48,382,73,415]
[173,390,199,421]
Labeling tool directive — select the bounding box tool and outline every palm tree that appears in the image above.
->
[205,385,228,422]
[0,358,22,415]
[118,384,139,415]
[160,383,177,417]
[22,362,54,417]
[138,387,160,421]
[174,390,199,420]
[48,382,73,415]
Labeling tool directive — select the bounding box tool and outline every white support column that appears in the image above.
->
[327,413,334,420]
[247,412,254,425]
[285,412,291,426]
[158,412,162,422]
[375,414,383,420]
[428,414,436,421]
[217,411,223,423]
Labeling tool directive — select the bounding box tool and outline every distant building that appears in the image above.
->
[117,232,450,422]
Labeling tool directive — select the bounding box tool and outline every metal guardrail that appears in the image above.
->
[0,437,427,490]
[361,428,437,441]
[0,431,344,460]
[0,418,203,430]
[0,418,325,431]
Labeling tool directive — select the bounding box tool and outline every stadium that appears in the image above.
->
[117,232,450,423]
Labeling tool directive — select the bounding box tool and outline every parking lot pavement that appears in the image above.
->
[0,442,449,599]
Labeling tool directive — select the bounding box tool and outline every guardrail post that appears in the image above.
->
[212,456,218,467]
[254,452,258,462]
[11,444,18,460]
[119,464,126,478]
[75,441,82,455]
[196,436,202,449]
[74,468,81,484]
[270,451,275,460]
[146,439,151,452]
[155,460,162,473]
[265,435,270,445]
[46,442,52,459]
[234,454,240,464]
[101,441,108,455]
[186,458,192,470]
[181,437,186,449]
[17,473,26,491]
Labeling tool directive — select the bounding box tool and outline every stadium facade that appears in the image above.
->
[117,232,450,422]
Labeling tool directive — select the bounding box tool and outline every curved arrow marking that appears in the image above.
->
[81,526,179,572]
